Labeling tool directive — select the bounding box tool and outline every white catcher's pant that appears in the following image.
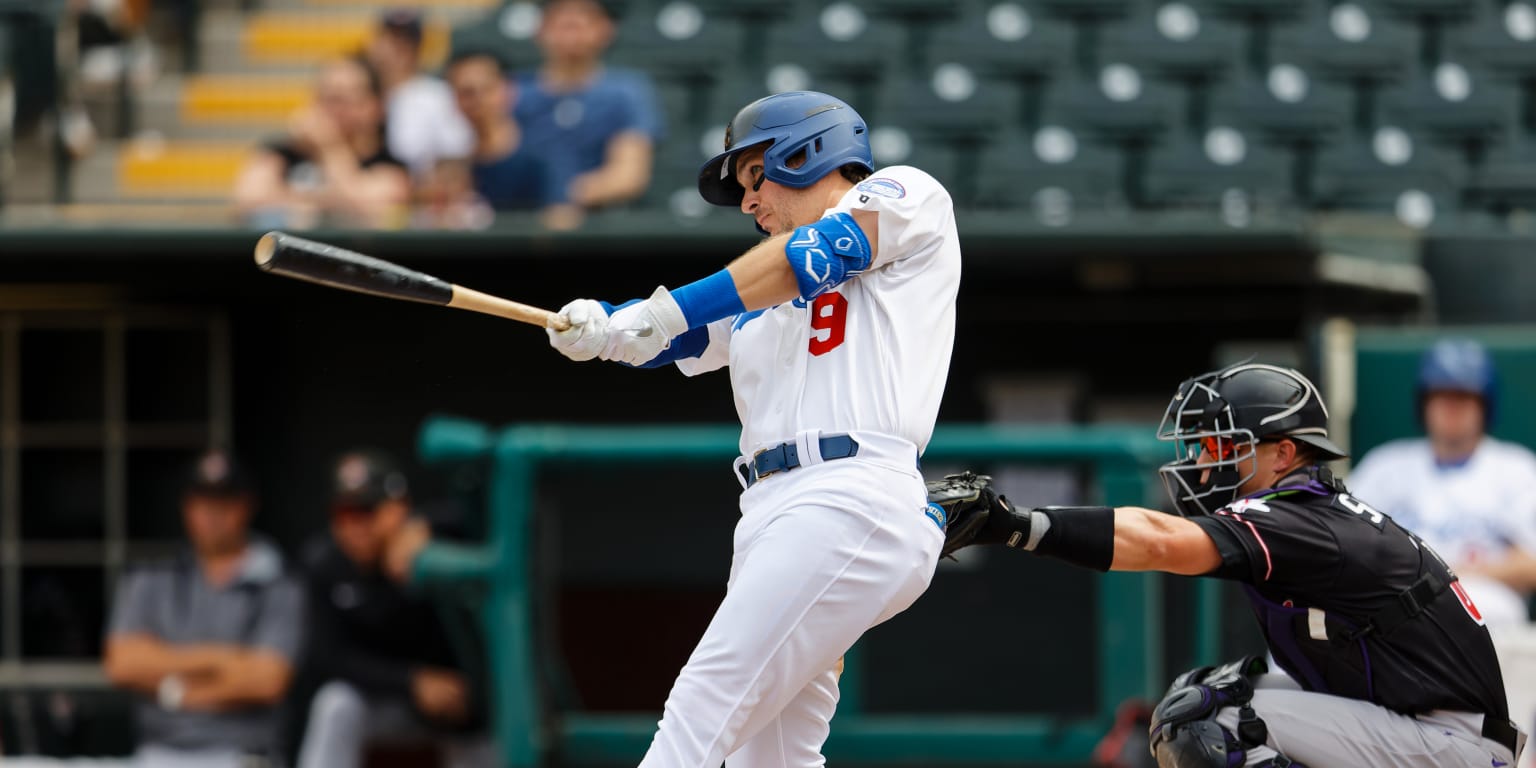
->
[639,438,943,768]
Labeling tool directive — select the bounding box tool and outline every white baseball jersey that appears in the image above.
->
[1348,436,1536,625]
[676,165,960,458]
[638,165,956,768]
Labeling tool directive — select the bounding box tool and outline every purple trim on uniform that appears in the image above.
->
[1243,585,1330,693]
[1241,585,1379,703]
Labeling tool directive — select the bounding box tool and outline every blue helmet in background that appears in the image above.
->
[698,91,873,207]
[1417,338,1498,426]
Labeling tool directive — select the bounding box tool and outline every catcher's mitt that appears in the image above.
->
[925,471,1005,558]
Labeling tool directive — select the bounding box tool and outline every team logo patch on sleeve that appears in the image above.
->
[855,177,906,199]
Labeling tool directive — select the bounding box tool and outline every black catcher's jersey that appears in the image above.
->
[1189,469,1508,719]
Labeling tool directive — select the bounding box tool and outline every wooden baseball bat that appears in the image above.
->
[253,232,570,331]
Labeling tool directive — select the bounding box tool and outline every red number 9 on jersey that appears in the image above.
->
[808,292,848,356]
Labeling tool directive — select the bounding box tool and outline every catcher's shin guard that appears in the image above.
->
[1148,658,1305,768]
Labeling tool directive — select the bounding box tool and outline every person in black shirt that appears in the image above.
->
[233,56,410,230]
[293,450,494,768]
[942,363,1524,767]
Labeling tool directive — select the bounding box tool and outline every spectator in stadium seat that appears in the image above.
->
[294,450,494,768]
[515,0,662,227]
[365,8,474,180]
[233,56,410,230]
[1349,338,1536,627]
[103,449,303,768]
[445,49,551,215]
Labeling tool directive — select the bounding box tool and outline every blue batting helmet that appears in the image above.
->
[698,91,873,207]
[1417,338,1498,426]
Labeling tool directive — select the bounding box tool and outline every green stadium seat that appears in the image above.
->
[1038,0,1134,22]
[1142,126,1296,212]
[1447,0,1536,82]
[760,2,907,83]
[973,128,1127,220]
[877,68,1022,141]
[1099,1,1246,82]
[1041,67,1180,141]
[451,5,542,72]
[1271,0,1416,83]
[866,129,966,200]
[1377,0,1476,23]
[1463,133,1536,212]
[1378,63,1518,159]
[609,1,745,82]
[924,1,1073,80]
[1208,67,1352,143]
[1312,133,1465,226]
[1205,0,1310,22]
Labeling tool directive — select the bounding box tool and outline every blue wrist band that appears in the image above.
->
[669,269,746,329]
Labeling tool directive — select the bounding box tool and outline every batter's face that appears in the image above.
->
[734,146,821,235]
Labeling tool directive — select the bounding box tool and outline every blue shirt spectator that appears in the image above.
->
[513,0,663,225]
[514,67,662,204]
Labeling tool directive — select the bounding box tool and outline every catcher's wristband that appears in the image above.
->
[1019,506,1115,572]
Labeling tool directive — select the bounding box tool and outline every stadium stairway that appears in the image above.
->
[71,0,489,206]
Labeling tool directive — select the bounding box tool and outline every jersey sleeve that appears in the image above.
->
[1188,503,1343,590]
[826,165,954,270]
[674,317,732,376]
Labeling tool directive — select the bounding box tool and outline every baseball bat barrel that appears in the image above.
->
[254,232,569,331]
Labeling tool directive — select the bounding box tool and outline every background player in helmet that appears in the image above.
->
[1349,339,1536,628]
[545,91,959,767]
[934,363,1522,767]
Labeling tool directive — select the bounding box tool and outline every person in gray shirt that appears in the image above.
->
[103,449,304,768]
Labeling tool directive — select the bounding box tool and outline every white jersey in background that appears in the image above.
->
[386,75,473,178]
[678,165,960,458]
[1348,436,1536,626]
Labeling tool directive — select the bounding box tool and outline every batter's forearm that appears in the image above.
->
[726,233,800,310]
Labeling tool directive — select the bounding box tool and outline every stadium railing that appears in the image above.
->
[412,417,1226,766]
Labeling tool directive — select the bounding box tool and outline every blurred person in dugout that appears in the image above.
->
[103,449,304,768]
[293,450,496,768]
[516,0,662,229]
[364,8,474,181]
[233,56,410,229]
[1349,338,1536,628]
[418,48,551,229]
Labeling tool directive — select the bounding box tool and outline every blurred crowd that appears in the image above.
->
[103,448,494,768]
[233,0,661,232]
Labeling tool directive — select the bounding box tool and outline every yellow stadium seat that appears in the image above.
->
[116,140,250,198]
[180,75,310,126]
[243,13,450,67]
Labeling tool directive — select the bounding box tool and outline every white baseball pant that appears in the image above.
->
[638,442,942,768]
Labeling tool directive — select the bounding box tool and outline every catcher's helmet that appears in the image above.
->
[1417,338,1497,427]
[697,91,872,207]
[1157,363,1348,516]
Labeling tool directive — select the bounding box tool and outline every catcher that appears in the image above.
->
[926,363,1523,768]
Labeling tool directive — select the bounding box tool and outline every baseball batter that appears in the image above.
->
[546,91,959,767]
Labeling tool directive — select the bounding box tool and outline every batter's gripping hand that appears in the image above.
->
[548,299,609,361]
[926,472,1015,558]
[600,286,688,366]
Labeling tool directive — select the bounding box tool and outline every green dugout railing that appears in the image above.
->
[412,418,1224,766]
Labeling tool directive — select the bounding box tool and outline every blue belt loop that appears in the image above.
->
[739,434,860,488]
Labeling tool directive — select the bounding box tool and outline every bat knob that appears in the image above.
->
[253,231,285,269]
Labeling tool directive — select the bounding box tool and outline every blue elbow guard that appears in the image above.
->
[785,212,872,300]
